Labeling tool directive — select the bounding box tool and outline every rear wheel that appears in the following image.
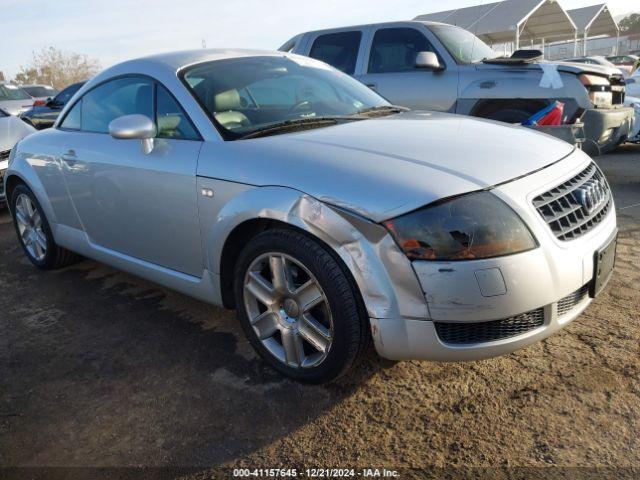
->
[234,228,368,383]
[10,184,79,269]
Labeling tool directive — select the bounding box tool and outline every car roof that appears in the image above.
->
[115,48,287,72]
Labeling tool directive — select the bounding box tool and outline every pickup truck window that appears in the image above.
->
[429,24,499,64]
[309,31,362,75]
[368,28,435,74]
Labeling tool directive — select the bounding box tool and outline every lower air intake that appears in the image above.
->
[435,309,545,345]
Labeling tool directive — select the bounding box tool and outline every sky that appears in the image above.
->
[1,0,638,81]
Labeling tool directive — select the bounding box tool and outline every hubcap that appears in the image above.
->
[14,193,47,262]
[243,252,333,369]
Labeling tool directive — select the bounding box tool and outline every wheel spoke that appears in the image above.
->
[22,196,35,219]
[33,213,42,229]
[251,311,278,340]
[269,255,291,293]
[245,271,276,306]
[299,314,331,353]
[15,205,28,227]
[35,229,47,250]
[295,280,323,313]
[33,239,44,259]
[281,329,305,367]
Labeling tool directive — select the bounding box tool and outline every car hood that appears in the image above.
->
[0,99,36,116]
[200,112,575,222]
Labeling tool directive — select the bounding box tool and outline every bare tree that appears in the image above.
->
[13,47,101,89]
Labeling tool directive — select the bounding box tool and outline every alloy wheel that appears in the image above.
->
[14,193,47,262]
[243,252,334,369]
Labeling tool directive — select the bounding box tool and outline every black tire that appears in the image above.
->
[10,184,79,270]
[234,228,369,383]
[484,108,535,124]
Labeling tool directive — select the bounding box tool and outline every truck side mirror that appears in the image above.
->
[415,51,443,71]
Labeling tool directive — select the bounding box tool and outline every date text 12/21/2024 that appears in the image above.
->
[232,468,400,477]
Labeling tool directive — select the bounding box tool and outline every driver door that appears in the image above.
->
[57,77,204,277]
[356,26,458,112]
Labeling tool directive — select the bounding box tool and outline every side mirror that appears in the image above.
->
[415,51,443,71]
[109,114,156,154]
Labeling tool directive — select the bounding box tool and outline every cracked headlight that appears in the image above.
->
[580,74,613,108]
[384,191,537,261]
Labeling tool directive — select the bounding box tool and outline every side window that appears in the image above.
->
[80,77,153,134]
[309,31,362,74]
[60,100,82,130]
[368,28,435,74]
[156,85,200,140]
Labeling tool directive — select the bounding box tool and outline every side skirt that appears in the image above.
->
[52,223,223,306]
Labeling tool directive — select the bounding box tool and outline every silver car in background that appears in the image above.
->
[0,82,36,116]
[4,50,617,383]
[0,107,35,206]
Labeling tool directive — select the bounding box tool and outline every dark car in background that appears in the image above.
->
[21,84,59,106]
[19,82,84,129]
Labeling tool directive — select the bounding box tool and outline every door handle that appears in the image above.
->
[366,83,377,90]
[61,150,77,165]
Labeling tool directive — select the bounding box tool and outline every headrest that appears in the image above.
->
[214,89,241,111]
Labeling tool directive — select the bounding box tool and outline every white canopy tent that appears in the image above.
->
[414,0,578,53]
[567,4,619,55]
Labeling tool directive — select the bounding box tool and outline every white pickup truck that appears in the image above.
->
[282,21,635,155]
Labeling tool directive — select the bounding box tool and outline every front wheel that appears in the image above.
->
[234,228,369,383]
[10,184,79,269]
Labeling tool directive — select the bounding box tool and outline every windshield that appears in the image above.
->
[429,24,500,64]
[182,55,390,138]
[0,84,32,101]
[22,86,57,97]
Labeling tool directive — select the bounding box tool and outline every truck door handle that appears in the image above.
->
[366,83,377,89]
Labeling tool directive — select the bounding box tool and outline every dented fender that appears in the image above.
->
[197,179,429,320]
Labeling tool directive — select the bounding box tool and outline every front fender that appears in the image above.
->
[197,178,429,320]
[4,149,58,228]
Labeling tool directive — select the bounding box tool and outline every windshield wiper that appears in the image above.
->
[240,116,358,139]
[356,105,409,117]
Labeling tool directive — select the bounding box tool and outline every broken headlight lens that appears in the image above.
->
[384,191,537,261]
[579,74,613,108]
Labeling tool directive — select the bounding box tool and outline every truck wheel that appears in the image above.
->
[234,228,369,383]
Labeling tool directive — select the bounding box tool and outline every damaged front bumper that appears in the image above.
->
[582,106,634,154]
[369,152,617,362]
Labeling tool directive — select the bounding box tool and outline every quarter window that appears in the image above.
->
[156,85,199,140]
[60,100,82,130]
[80,77,153,134]
[368,28,435,74]
[309,31,362,74]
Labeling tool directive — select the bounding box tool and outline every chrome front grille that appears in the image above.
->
[532,162,612,241]
[557,284,590,317]
[610,75,625,105]
[434,308,544,345]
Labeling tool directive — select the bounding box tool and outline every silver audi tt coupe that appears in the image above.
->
[4,50,617,383]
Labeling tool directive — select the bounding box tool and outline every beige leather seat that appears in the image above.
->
[210,89,251,130]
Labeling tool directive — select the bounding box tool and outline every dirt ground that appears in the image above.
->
[0,145,638,478]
